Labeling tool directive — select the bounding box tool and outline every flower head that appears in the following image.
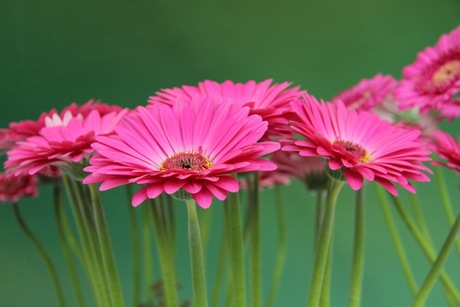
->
[148,79,304,139]
[5,106,128,177]
[395,26,460,120]
[331,74,397,113]
[430,130,460,174]
[0,173,37,203]
[84,97,280,208]
[282,94,432,195]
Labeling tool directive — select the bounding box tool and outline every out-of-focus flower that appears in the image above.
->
[0,173,37,203]
[430,130,460,174]
[148,79,304,139]
[84,96,280,208]
[282,93,432,195]
[395,26,460,120]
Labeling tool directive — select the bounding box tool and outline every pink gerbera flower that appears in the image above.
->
[83,97,280,208]
[5,107,129,177]
[148,79,304,139]
[430,130,460,174]
[331,74,397,113]
[0,172,37,202]
[282,94,432,195]
[0,99,121,153]
[395,26,460,120]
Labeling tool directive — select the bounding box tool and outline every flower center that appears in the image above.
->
[333,139,371,163]
[432,60,460,85]
[160,151,212,171]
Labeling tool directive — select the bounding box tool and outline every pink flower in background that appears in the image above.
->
[259,150,327,189]
[0,173,37,202]
[395,26,460,120]
[0,99,120,152]
[148,79,304,139]
[331,74,397,113]
[5,107,128,176]
[84,97,280,208]
[282,94,432,195]
[430,130,460,174]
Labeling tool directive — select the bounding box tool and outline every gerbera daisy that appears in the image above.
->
[5,107,128,178]
[282,94,432,195]
[83,97,280,208]
[0,172,37,202]
[148,79,304,139]
[430,130,460,174]
[331,74,397,113]
[395,26,460,120]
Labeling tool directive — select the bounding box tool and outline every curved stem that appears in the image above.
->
[375,185,418,296]
[266,185,287,307]
[88,184,125,307]
[224,187,247,307]
[126,185,141,307]
[186,199,208,307]
[53,183,85,307]
[391,195,460,304]
[348,188,365,307]
[307,180,344,307]
[13,203,66,307]
[412,211,460,306]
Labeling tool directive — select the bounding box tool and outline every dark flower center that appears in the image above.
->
[160,151,212,171]
[333,139,371,163]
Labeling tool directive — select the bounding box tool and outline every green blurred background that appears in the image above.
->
[1,0,460,306]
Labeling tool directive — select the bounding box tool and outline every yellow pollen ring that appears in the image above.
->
[333,138,372,164]
[160,151,212,172]
[432,60,460,85]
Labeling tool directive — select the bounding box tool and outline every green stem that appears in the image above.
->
[412,211,460,306]
[266,185,287,307]
[88,184,125,307]
[13,203,66,307]
[62,174,107,306]
[186,199,208,307]
[200,203,214,258]
[53,184,85,307]
[409,193,432,244]
[315,190,324,248]
[391,195,460,304]
[348,188,365,307]
[149,199,179,307]
[319,234,334,307]
[248,173,262,307]
[375,185,418,296]
[126,185,141,307]
[434,167,460,257]
[307,180,344,307]
[224,188,247,307]
[142,204,154,304]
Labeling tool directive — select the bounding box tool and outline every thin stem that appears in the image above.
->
[200,204,214,257]
[223,187,247,307]
[412,211,460,306]
[53,183,85,307]
[434,166,460,257]
[348,188,365,307]
[126,185,141,307]
[409,193,432,245]
[186,199,208,307]
[149,199,179,307]
[142,204,154,304]
[375,185,418,296]
[13,203,66,307]
[319,234,334,307]
[391,195,460,304]
[315,190,324,247]
[266,185,287,307]
[307,180,344,307]
[248,172,262,307]
[88,184,125,307]
[211,231,227,307]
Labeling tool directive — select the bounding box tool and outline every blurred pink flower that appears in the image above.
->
[395,26,460,120]
[430,130,460,174]
[0,173,37,203]
[148,79,304,139]
[282,93,432,195]
[5,107,128,177]
[331,74,397,113]
[84,97,280,208]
